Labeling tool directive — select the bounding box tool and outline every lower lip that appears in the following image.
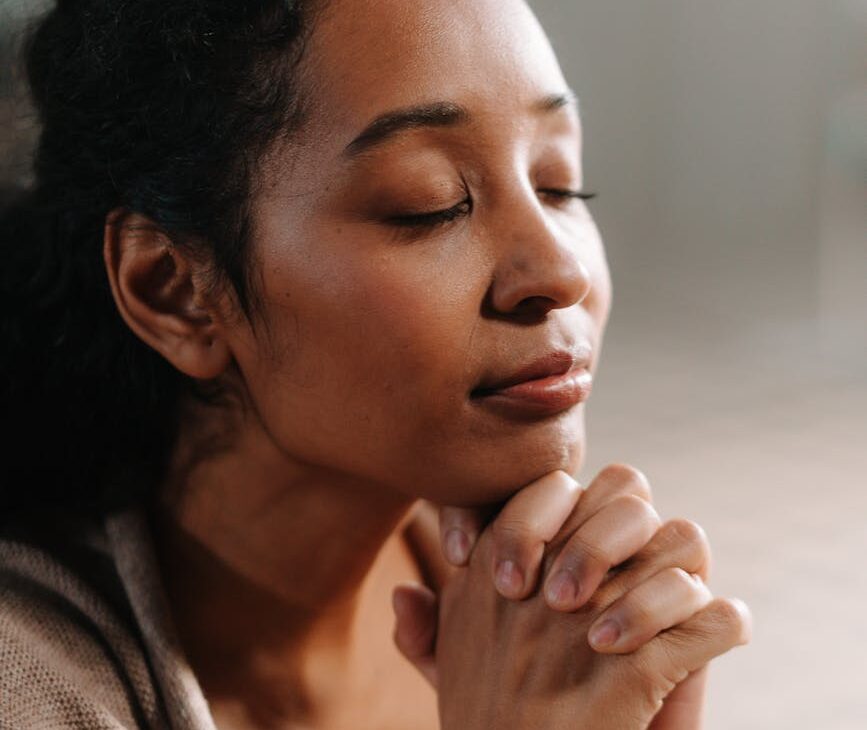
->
[470,369,593,419]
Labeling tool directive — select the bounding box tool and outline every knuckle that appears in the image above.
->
[668,566,696,588]
[617,494,662,527]
[666,517,705,544]
[664,518,711,556]
[599,463,653,501]
[666,567,707,590]
[712,597,753,646]
[670,568,713,602]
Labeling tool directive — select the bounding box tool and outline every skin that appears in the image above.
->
[102,0,750,728]
[394,466,748,730]
[429,468,747,730]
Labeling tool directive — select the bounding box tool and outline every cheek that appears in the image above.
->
[590,249,612,336]
[577,224,612,355]
[238,246,487,481]
[324,257,482,401]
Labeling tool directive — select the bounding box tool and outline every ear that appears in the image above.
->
[103,208,233,380]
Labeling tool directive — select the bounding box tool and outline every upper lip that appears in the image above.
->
[471,345,592,396]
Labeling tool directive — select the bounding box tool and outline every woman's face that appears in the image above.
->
[223,0,611,507]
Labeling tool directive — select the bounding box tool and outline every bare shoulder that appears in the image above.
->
[401,500,458,593]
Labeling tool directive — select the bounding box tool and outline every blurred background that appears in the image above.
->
[2,1,865,728]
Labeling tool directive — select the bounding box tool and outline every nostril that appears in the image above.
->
[509,296,556,323]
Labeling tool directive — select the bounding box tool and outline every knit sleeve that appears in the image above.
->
[0,537,170,729]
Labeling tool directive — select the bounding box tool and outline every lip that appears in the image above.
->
[470,347,594,419]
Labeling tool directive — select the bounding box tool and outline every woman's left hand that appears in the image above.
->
[392,465,719,729]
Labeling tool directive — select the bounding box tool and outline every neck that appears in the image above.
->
[149,397,423,725]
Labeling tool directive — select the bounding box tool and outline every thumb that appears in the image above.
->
[391,582,439,688]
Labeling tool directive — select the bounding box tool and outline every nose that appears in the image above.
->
[486,193,593,318]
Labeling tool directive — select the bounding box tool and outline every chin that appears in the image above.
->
[386,402,588,507]
[417,435,586,509]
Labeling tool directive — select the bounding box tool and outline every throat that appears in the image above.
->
[196,524,438,730]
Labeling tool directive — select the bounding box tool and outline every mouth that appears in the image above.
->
[469,346,594,418]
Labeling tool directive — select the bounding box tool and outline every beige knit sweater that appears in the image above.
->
[0,507,218,729]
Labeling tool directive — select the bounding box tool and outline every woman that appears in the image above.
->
[0,0,751,728]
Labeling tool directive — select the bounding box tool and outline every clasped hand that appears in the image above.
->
[392,465,751,730]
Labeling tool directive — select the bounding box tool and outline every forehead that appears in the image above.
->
[297,0,569,138]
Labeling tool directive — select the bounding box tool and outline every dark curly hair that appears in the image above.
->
[0,0,317,518]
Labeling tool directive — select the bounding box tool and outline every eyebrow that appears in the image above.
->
[343,90,579,159]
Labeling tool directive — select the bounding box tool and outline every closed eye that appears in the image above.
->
[388,199,472,229]
[538,188,597,203]
[386,188,594,230]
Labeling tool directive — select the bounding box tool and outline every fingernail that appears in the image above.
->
[589,619,621,649]
[444,528,470,565]
[545,570,578,608]
[495,560,524,596]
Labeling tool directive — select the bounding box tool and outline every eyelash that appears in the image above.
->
[540,188,598,203]
[389,199,473,229]
[388,189,597,229]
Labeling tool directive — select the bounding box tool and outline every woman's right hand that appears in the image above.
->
[392,466,751,730]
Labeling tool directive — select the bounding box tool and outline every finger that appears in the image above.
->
[568,463,652,524]
[543,494,662,611]
[588,568,713,654]
[439,506,486,566]
[633,518,713,583]
[635,597,752,692]
[545,464,654,552]
[391,583,439,688]
[488,470,584,600]
[594,518,713,610]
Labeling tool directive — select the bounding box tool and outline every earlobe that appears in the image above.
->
[103,209,233,380]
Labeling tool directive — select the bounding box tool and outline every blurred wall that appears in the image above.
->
[818,1,867,364]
